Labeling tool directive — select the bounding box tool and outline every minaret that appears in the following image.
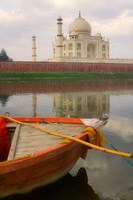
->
[32,35,36,61]
[55,16,63,59]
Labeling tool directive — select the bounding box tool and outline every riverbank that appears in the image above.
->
[1,72,133,82]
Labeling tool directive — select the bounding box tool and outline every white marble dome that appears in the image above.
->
[69,15,91,35]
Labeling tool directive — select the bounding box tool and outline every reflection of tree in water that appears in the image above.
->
[0,95,10,107]
[3,168,100,200]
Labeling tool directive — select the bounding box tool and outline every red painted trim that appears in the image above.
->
[6,117,83,124]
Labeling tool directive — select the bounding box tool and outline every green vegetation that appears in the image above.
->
[0,72,133,82]
[0,49,13,62]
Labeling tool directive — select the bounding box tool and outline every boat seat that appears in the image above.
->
[7,124,21,160]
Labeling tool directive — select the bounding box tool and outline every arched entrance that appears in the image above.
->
[87,43,96,58]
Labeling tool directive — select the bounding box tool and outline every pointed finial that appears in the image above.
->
[79,10,81,17]
[57,15,62,21]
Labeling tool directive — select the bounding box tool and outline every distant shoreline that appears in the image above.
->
[0,72,133,82]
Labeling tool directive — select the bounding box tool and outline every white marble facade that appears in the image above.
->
[53,12,109,61]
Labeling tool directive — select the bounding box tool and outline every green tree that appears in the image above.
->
[0,49,13,61]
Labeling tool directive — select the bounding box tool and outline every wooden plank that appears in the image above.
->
[7,124,21,160]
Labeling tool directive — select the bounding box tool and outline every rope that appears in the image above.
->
[0,115,132,158]
[82,127,105,147]
[104,136,133,166]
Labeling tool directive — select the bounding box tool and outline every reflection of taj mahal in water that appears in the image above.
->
[0,91,109,118]
[32,92,109,118]
[0,82,111,118]
[53,92,109,118]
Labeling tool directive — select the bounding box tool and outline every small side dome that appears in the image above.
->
[95,32,102,37]
[69,31,79,39]
[69,31,78,36]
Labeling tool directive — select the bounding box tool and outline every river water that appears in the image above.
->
[0,80,133,200]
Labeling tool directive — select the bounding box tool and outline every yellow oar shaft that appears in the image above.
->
[0,115,132,158]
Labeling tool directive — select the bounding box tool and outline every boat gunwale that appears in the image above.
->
[5,116,83,124]
[0,117,87,170]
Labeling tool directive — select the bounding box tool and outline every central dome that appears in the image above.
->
[69,14,91,35]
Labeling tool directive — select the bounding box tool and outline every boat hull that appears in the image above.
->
[0,115,109,198]
[0,131,88,197]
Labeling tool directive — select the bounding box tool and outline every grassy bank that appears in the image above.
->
[0,72,133,82]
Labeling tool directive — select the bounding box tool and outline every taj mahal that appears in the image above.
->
[31,12,133,63]
[52,12,109,62]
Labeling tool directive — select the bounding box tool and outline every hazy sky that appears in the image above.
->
[0,0,133,61]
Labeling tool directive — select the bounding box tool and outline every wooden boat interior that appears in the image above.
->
[6,121,86,161]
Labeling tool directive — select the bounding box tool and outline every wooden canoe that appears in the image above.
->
[0,116,108,198]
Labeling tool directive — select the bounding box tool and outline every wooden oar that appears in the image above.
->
[0,115,132,158]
